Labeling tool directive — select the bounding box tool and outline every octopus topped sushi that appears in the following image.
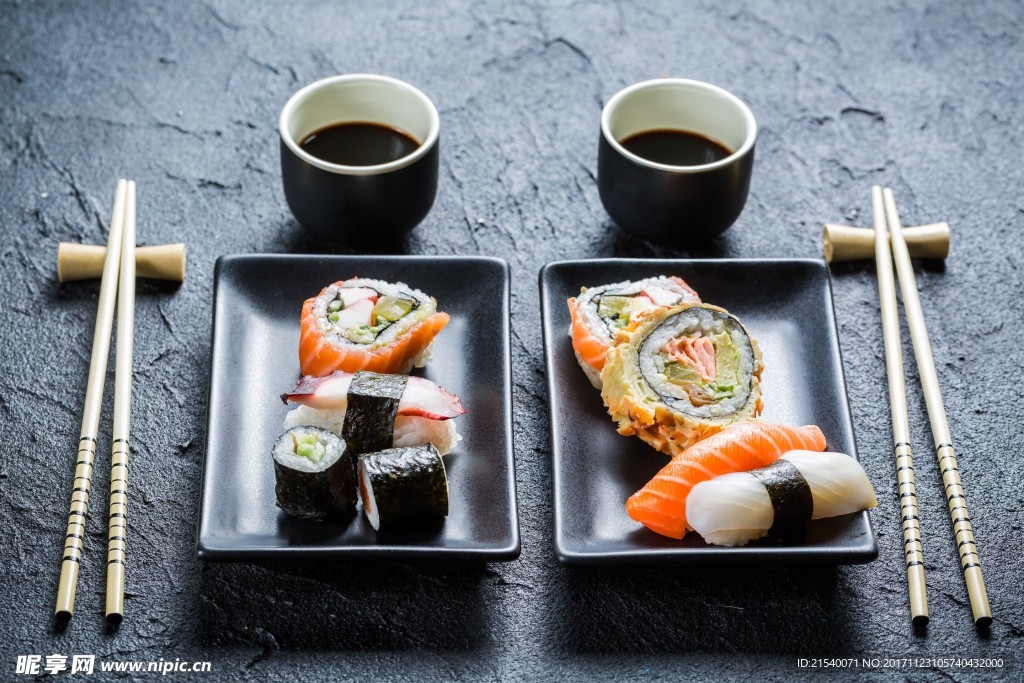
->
[568,276,700,388]
[299,277,450,377]
[281,370,466,456]
[601,302,763,456]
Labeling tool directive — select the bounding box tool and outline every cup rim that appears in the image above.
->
[600,78,757,174]
[279,73,440,177]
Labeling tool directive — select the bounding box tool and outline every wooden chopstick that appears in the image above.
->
[55,179,128,623]
[870,186,928,625]
[105,180,137,625]
[883,187,992,627]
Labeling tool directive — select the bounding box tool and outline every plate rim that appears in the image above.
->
[539,257,878,566]
[196,253,521,561]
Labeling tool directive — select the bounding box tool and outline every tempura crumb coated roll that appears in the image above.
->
[601,303,763,456]
[568,276,700,388]
[686,450,878,547]
[299,277,450,377]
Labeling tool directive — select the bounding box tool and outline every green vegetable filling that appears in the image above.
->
[597,295,635,331]
[374,295,416,322]
[343,323,390,344]
[293,433,326,463]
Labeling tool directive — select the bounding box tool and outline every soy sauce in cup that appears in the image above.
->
[619,129,732,167]
[597,78,757,242]
[300,122,420,167]
[279,74,440,243]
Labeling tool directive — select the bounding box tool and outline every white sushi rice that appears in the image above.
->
[686,451,878,547]
[272,425,345,472]
[638,306,756,419]
[283,405,461,455]
[409,339,435,369]
[573,349,603,389]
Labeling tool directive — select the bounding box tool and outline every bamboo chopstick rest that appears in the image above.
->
[58,242,186,282]
[822,222,949,263]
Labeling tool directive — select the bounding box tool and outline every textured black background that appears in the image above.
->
[1,0,1021,680]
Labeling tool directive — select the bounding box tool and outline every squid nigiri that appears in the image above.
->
[625,422,826,539]
[686,450,878,547]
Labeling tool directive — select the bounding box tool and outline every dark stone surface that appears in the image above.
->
[1,0,1021,680]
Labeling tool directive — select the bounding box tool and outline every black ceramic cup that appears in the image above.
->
[279,74,440,242]
[597,78,756,242]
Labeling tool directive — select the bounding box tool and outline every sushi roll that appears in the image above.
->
[626,422,827,539]
[282,370,466,456]
[601,303,763,456]
[567,276,700,388]
[299,277,450,377]
[272,426,356,521]
[358,444,449,532]
[686,450,879,546]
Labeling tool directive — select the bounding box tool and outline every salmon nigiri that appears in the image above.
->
[625,422,826,540]
[299,277,450,377]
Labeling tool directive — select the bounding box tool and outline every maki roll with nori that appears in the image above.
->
[273,426,356,521]
[358,444,449,532]
[299,277,450,377]
[281,370,466,455]
[568,276,700,388]
[601,303,763,457]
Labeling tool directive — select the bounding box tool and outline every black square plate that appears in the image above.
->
[197,255,519,561]
[540,258,877,566]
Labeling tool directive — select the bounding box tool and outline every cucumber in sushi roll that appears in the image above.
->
[358,444,449,532]
[273,426,356,521]
[601,303,763,457]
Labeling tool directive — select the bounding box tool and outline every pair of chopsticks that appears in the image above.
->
[869,186,991,627]
[55,179,137,626]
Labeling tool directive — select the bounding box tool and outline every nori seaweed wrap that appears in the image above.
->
[273,426,356,521]
[342,371,409,459]
[358,444,449,532]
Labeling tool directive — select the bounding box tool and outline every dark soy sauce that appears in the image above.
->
[620,129,732,166]
[300,122,420,166]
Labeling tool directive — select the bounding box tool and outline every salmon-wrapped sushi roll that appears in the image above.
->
[567,276,699,388]
[299,278,450,376]
[601,302,763,457]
